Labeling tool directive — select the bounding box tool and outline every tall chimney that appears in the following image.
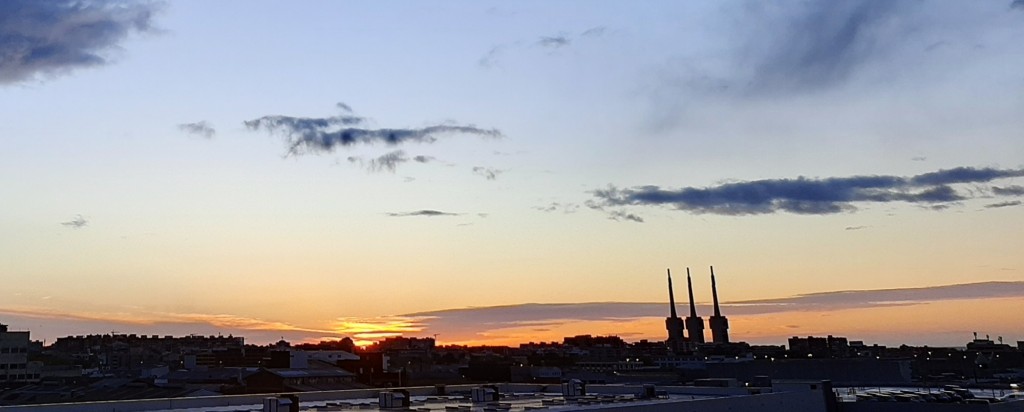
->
[667,268,678,319]
[708,266,730,344]
[664,268,685,352]
[687,268,697,318]
[711,266,721,317]
[684,268,705,344]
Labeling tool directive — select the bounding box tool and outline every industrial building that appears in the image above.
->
[664,266,731,352]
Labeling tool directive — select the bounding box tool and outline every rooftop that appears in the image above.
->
[0,382,829,412]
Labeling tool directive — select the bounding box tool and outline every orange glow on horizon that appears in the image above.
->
[364,297,1024,348]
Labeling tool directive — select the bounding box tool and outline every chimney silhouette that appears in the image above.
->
[684,268,705,344]
[668,269,678,319]
[664,269,686,352]
[708,266,730,344]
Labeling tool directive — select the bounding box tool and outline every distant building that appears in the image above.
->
[788,335,850,358]
[243,366,357,392]
[370,336,435,353]
[49,333,248,373]
[0,324,37,384]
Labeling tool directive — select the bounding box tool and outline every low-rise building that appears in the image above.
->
[0,324,36,384]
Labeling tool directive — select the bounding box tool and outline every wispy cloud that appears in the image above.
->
[580,26,608,37]
[534,202,580,214]
[747,1,899,94]
[472,166,503,180]
[347,151,439,173]
[985,200,1021,209]
[0,0,160,84]
[245,103,502,155]
[481,26,608,68]
[162,312,332,334]
[177,121,215,138]
[538,35,570,48]
[368,150,407,173]
[333,316,429,343]
[60,214,87,229]
[0,307,333,334]
[993,185,1024,196]
[608,210,644,223]
[386,210,461,217]
[844,225,868,231]
[406,281,1024,336]
[591,166,1024,217]
[478,45,506,68]
[584,200,645,223]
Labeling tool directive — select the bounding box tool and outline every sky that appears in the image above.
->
[1,0,1023,348]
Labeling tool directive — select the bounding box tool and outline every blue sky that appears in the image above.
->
[1,0,1023,346]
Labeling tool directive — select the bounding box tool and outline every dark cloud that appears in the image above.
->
[993,185,1024,196]
[472,166,503,180]
[538,35,570,48]
[386,210,461,217]
[177,121,215,138]
[909,167,1024,186]
[412,155,435,163]
[1012,0,1024,10]
[985,200,1022,209]
[0,0,159,84]
[60,214,87,229]
[592,167,1024,216]
[749,1,899,93]
[245,103,502,155]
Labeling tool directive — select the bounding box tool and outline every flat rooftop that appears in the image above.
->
[152,392,717,412]
[0,382,828,412]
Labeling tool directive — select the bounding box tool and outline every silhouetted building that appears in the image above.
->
[664,269,686,352]
[369,336,435,353]
[708,266,730,344]
[337,351,400,386]
[789,336,850,358]
[0,324,36,384]
[684,269,705,344]
[243,366,357,392]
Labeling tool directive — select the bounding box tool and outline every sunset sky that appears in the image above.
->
[1,1,1023,348]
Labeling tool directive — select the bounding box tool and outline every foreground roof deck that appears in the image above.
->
[0,382,832,412]
[161,392,716,412]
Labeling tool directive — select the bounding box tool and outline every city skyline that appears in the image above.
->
[2,1,1024,349]
[3,278,1022,348]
